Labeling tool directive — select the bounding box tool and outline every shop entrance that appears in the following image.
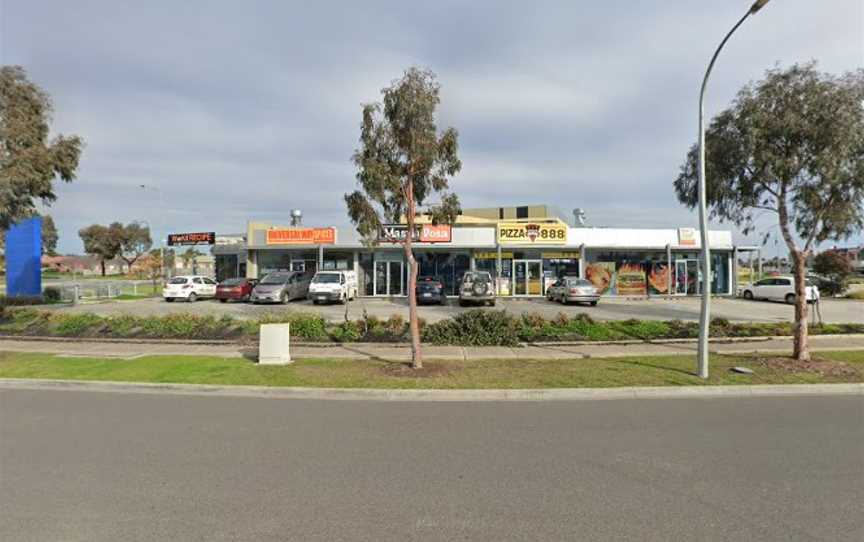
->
[513,260,543,296]
[374,260,404,296]
[674,260,700,295]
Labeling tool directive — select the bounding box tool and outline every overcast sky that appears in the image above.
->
[2,0,862,255]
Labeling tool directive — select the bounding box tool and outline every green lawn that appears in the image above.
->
[1,350,862,389]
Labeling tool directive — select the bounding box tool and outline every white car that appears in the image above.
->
[163,275,217,302]
[741,276,820,304]
[307,270,358,304]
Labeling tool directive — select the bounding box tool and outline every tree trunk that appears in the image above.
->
[404,179,422,369]
[791,250,811,362]
[100,259,106,276]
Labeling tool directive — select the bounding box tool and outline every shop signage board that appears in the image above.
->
[266,227,336,245]
[167,232,215,246]
[541,251,581,259]
[497,222,567,245]
[378,224,452,243]
[678,228,697,246]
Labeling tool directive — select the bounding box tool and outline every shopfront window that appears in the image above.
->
[322,252,351,271]
[584,251,665,296]
[257,251,292,277]
[414,252,469,295]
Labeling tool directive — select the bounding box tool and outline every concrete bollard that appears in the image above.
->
[258,323,292,365]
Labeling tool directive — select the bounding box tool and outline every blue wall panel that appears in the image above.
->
[5,217,42,297]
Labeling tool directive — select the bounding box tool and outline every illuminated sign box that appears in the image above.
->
[168,232,215,246]
[378,224,452,243]
[497,223,567,245]
[266,228,336,245]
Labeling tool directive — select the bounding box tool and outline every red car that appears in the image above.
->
[215,278,258,302]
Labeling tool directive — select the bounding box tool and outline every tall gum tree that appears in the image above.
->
[346,67,461,369]
[0,66,83,230]
[674,63,864,361]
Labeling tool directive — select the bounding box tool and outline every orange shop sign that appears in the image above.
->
[266,227,336,245]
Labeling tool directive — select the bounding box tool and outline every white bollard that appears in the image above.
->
[258,323,292,365]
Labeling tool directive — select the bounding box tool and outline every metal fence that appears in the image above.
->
[43,280,160,303]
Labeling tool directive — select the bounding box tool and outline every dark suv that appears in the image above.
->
[415,276,446,305]
[458,271,496,306]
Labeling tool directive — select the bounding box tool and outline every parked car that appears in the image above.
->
[741,276,820,304]
[215,278,258,303]
[162,275,217,302]
[546,277,600,305]
[458,271,495,306]
[415,276,446,305]
[307,270,358,304]
[250,272,310,304]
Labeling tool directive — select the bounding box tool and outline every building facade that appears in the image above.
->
[231,206,742,298]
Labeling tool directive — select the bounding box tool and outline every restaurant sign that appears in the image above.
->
[378,224,452,243]
[678,228,697,246]
[167,232,215,246]
[266,227,336,245]
[497,222,567,245]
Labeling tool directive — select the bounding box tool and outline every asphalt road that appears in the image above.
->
[40,295,864,324]
[1,389,862,541]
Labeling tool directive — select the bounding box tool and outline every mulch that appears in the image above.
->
[756,356,861,377]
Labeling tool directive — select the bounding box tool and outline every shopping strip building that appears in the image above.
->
[214,205,749,298]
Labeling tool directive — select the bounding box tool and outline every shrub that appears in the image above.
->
[423,310,520,346]
[53,313,104,336]
[330,321,362,342]
[848,290,864,300]
[42,287,62,303]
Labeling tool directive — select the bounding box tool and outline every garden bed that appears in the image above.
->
[1,307,863,346]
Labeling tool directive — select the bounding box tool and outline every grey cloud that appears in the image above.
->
[2,0,861,253]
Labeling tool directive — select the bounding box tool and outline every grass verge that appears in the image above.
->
[1,350,861,389]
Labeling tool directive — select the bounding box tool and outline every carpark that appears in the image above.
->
[39,294,864,324]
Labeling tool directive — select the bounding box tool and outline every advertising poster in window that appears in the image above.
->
[647,264,671,295]
[586,262,616,295]
[616,263,647,295]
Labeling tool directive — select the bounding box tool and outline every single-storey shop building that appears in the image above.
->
[214,205,746,298]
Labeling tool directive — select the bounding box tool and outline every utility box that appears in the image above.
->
[259,323,292,365]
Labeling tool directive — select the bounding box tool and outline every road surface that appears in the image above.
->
[1,389,862,541]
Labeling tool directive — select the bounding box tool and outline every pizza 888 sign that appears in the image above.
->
[497,223,567,244]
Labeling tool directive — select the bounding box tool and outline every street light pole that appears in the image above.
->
[696,0,770,379]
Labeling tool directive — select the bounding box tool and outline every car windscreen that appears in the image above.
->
[569,279,593,287]
[168,278,187,284]
[313,274,340,283]
[260,274,290,285]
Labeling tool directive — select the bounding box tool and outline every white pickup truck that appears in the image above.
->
[307,270,358,304]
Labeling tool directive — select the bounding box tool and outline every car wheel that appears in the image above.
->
[458,300,466,307]
[188,293,197,303]
[785,293,795,305]
[743,290,754,300]
[219,298,227,303]
[590,300,598,306]
[488,299,496,307]
[165,298,174,303]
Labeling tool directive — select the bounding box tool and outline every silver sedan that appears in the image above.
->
[546,277,600,306]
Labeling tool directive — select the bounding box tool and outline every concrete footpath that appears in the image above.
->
[1,334,863,361]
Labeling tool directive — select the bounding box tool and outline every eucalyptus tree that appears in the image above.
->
[346,67,461,368]
[674,63,864,361]
[1,66,82,230]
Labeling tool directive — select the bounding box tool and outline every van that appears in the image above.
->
[307,270,358,304]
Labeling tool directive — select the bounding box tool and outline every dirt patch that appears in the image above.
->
[380,361,453,378]
[757,356,861,377]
